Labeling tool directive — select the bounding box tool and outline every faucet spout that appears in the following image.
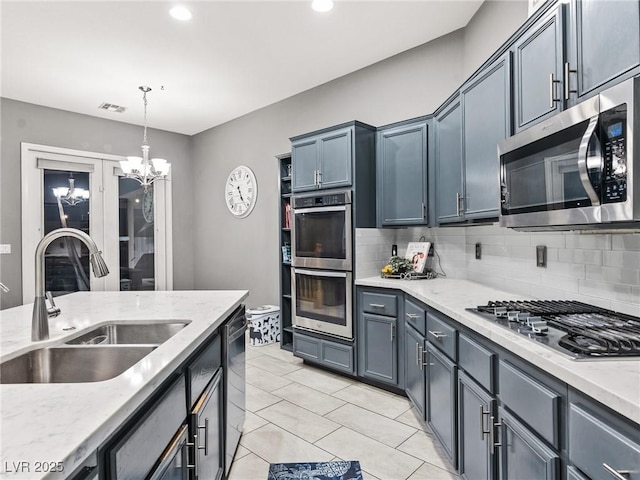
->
[32,228,109,341]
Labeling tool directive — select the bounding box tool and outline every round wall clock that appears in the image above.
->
[225,165,257,218]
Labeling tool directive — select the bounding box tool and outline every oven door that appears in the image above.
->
[292,205,352,270]
[292,269,353,339]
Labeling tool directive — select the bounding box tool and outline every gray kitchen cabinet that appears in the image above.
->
[293,330,355,375]
[497,407,559,480]
[512,5,565,132]
[461,53,511,219]
[426,343,457,468]
[358,312,398,386]
[191,369,224,480]
[376,118,429,226]
[404,323,426,418]
[435,96,464,223]
[458,370,496,480]
[567,0,640,105]
[291,139,318,192]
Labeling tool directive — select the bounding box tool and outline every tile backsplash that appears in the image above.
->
[355,224,640,316]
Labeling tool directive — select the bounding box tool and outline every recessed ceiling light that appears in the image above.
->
[312,0,334,13]
[169,5,192,21]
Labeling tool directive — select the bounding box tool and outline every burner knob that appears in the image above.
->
[494,307,508,317]
[507,311,520,322]
[527,317,548,334]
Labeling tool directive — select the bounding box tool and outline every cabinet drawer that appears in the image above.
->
[321,341,355,375]
[458,333,495,393]
[499,360,560,448]
[426,311,457,360]
[362,291,397,317]
[569,402,640,480]
[293,332,320,361]
[404,297,426,336]
[188,334,221,408]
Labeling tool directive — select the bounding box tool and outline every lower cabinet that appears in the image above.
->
[458,371,496,480]
[426,343,457,467]
[358,312,399,387]
[293,330,355,375]
[498,407,559,480]
[404,324,426,418]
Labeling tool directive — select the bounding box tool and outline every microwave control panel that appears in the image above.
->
[293,191,351,208]
[601,106,627,204]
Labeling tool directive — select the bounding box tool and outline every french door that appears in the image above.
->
[21,143,172,304]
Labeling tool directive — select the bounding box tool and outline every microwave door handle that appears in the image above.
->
[577,116,602,206]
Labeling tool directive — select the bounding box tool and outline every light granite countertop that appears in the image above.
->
[356,276,640,426]
[0,290,248,479]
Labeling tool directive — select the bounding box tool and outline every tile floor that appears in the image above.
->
[229,340,460,480]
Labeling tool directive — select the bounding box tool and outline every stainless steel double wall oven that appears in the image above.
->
[291,191,353,339]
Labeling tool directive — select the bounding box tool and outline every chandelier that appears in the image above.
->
[119,86,171,189]
[52,174,89,206]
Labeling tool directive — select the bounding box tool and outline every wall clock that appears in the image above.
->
[225,165,257,218]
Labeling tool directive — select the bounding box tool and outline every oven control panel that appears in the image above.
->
[601,105,627,204]
[294,191,351,208]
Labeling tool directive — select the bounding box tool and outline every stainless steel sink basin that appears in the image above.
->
[0,346,156,384]
[65,321,189,345]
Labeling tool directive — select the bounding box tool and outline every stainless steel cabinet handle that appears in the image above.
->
[406,313,419,319]
[428,330,447,339]
[564,62,577,100]
[422,202,426,219]
[415,342,420,366]
[0,282,9,293]
[317,170,322,187]
[490,416,502,451]
[198,419,209,455]
[456,192,461,217]
[369,303,385,309]
[390,323,395,341]
[313,170,318,186]
[603,463,631,480]
[480,406,491,440]
[187,436,199,477]
[549,73,561,108]
[418,344,424,370]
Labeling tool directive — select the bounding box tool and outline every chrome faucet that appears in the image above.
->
[32,228,109,341]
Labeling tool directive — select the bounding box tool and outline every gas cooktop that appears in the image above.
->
[467,300,640,360]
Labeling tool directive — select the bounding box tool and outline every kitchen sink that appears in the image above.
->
[0,346,157,384]
[65,321,190,346]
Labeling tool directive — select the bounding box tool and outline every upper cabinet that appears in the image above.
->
[461,53,511,219]
[566,0,640,105]
[376,118,429,226]
[512,5,565,133]
[435,96,464,224]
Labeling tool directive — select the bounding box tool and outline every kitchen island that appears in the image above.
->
[0,290,248,479]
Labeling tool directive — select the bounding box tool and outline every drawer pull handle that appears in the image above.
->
[369,303,385,309]
[428,330,447,340]
[490,416,502,451]
[549,73,561,108]
[406,313,420,319]
[417,344,424,370]
[480,406,491,440]
[390,324,395,342]
[603,463,631,480]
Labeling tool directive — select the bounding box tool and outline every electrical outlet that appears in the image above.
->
[475,242,481,260]
[0,244,11,254]
[536,245,547,267]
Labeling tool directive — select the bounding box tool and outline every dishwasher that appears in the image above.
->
[223,305,246,477]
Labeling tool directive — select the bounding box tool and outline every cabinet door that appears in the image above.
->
[498,407,559,480]
[318,128,352,189]
[462,54,510,219]
[404,324,425,418]
[569,0,640,103]
[513,6,564,132]
[435,97,464,223]
[377,122,428,226]
[458,371,495,480]
[358,312,398,386]
[292,138,318,192]
[194,369,224,480]
[426,344,457,467]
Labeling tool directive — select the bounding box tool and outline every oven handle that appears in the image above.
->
[577,116,602,206]
[293,205,348,214]
[294,268,348,278]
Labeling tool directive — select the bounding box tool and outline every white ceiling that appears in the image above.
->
[1,1,483,135]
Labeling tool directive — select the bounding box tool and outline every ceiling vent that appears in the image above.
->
[98,102,126,113]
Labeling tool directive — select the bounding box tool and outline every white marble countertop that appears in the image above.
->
[0,290,248,479]
[356,276,640,425]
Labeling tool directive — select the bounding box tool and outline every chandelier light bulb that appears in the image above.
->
[169,5,192,21]
[312,0,334,13]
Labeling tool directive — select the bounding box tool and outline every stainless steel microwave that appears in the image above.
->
[498,76,638,230]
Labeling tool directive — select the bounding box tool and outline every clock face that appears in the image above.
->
[225,165,257,218]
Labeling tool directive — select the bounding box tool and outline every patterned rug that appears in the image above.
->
[268,461,363,480]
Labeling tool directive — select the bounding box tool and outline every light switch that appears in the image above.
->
[0,244,11,254]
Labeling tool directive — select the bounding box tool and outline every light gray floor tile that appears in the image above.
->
[246,365,293,392]
[271,382,346,416]
[248,354,304,376]
[407,462,460,480]
[241,423,334,464]
[234,445,251,460]
[397,430,456,473]
[284,365,354,394]
[315,427,423,480]
[395,408,430,432]
[244,410,269,433]
[256,400,341,443]
[246,384,282,412]
[260,344,305,365]
[228,453,270,480]
[332,384,411,419]
[326,403,417,448]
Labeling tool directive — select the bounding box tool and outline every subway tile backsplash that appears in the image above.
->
[355,224,640,316]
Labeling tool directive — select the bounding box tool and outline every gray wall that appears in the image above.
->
[191,0,528,307]
[0,99,194,308]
